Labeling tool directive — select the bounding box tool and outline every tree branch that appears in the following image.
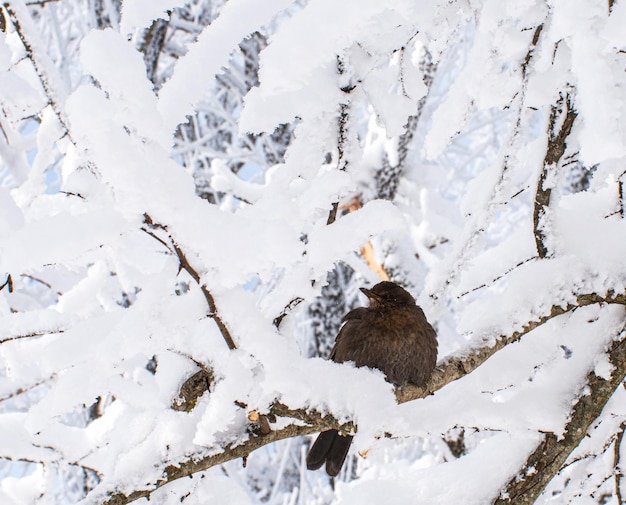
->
[493,328,626,504]
[143,213,237,350]
[533,91,577,258]
[99,290,626,505]
[614,421,626,504]
[102,407,349,505]
[139,18,169,87]
[3,2,72,141]
[326,56,353,226]
[398,291,625,403]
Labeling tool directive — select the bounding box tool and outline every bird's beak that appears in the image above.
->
[360,287,381,301]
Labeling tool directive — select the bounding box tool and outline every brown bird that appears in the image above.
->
[306,281,438,477]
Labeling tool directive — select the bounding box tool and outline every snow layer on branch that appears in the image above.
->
[119,0,188,35]
[550,0,626,164]
[65,85,305,288]
[80,29,170,150]
[306,199,406,273]
[551,179,626,275]
[158,0,294,133]
[337,432,541,505]
[150,473,251,505]
[0,208,130,274]
[241,0,428,134]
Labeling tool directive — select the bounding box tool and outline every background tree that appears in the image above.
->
[0,1,625,504]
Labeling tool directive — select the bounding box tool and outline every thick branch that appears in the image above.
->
[102,407,348,505]
[398,292,625,403]
[493,330,626,504]
[99,290,626,505]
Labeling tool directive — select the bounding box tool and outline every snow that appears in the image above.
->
[0,465,45,505]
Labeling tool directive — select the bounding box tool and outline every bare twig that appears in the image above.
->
[143,214,237,350]
[273,297,304,329]
[522,25,543,76]
[140,226,173,253]
[619,179,625,218]
[0,329,64,344]
[21,274,62,296]
[24,0,61,5]
[458,256,536,298]
[171,242,237,350]
[0,376,51,402]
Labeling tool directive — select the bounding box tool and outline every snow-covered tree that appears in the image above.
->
[0,1,625,504]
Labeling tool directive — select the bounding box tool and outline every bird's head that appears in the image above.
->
[360,281,415,308]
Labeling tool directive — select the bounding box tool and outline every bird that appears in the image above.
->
[306,281,438,477]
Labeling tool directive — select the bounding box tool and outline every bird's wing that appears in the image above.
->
[329,310,367,363]
[341,307,368,323]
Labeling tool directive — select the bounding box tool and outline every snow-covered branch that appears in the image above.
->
[494,329,626,504]
[142,213,237,351]
[533,91,578,258]
[98,289,626,505]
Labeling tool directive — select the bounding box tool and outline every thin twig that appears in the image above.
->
[143,214,237,350]
[458,256,537,298]
[0,329,64,344]
[0,376,51,402]
[618,179,624,219]
[430,24,544,303]
[614,421,626,504]
[3,2,72,142]
[171,242,236,350]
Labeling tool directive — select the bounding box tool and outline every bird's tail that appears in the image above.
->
[306,429,353,477]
